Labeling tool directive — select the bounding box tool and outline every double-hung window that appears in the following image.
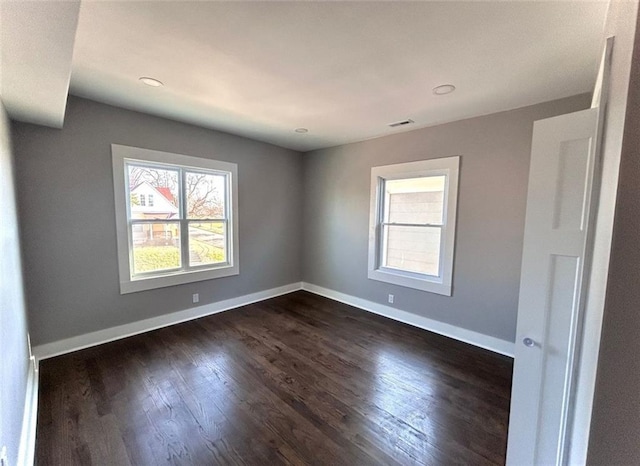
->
[368,156,459,296]
[112,144,239,293]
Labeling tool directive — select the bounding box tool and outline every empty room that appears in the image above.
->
[2,1,640,465]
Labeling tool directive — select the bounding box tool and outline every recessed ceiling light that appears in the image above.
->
[295,128,308,133]
[139,77,164,87]
[432,84,456,96]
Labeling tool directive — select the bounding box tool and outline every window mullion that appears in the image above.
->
[227,174,232,262]
[377,178,387,269]
[179,168,189,271]
[125,166,134,276]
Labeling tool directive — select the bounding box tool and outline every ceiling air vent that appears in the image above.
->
[388,119,415,128]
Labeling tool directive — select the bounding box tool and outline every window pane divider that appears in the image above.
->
[133,266,183,277]
[187,218,227,222]
[381,222,443,228]
[130,219,181,224]
[179,168,189,270]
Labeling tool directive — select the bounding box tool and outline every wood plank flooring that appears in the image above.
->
[36,291,513,465]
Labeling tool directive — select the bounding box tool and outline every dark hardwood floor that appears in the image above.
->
[36,291,513,465]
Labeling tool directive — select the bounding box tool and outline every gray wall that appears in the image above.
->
[0,98,30,466]
[302,94,590,343]
[13,96,303,346]
[588,5,640,464]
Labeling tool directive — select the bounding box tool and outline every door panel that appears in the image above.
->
[553,138,592,231]
[537,254,580,462]
[506,108,598,466]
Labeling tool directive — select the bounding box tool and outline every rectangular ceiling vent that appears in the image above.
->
[388,119,415,128]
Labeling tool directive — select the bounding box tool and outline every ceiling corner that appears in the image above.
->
[0,0,81,128]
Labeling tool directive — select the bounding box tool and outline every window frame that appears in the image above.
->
[367,156,460,296]
[112,144,239,294]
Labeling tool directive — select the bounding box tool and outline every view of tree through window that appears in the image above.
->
[126,163,227,275]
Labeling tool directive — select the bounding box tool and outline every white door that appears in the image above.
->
[506,107,599,466]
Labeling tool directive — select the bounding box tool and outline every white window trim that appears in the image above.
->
[367,156,460,296]
[112,144,239,294]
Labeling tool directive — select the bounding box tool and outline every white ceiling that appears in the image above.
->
[3,1,608,152]
[0,0,80,127]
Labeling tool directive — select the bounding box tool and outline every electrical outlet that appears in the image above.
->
[192,293,199,304]
[1,445,8,466]
[388,294,394,304]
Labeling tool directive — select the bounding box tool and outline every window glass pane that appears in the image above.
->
[189,221,226,266]
[128,164,179,220]
[186,172,226,219]
[383,225,441,276]
[386,175,445,225]
[131,222,181,274]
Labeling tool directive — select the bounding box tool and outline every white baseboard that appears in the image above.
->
[17,356,39,466]
[32,280,514,361]
[33,282,302,360]
[302,282,515,357]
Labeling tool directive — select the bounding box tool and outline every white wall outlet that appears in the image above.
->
[388,294,394,304]
[192,293,199,303]
[0,445,8,466]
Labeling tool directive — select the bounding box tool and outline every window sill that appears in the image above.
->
[120,264,239,294]
[367,268,452,296]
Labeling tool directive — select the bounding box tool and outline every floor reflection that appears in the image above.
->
[371,346,446,453]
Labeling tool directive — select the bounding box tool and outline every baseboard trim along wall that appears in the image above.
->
[302,282,515,357]
[18,356,39,466]
[33,280,514,362]
[33,282,303,360]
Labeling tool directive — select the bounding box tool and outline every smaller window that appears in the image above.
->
[140,194,146,206]
[368,156,460,295]
[148,194,154,207]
